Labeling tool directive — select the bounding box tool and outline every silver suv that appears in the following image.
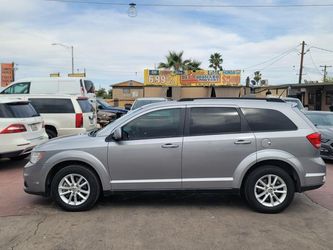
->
[24,98,326,213]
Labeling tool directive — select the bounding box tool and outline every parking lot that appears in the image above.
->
[0,158,332,250]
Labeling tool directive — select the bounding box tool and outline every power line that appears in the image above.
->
[308,50,323,75]
[43,0,333,8]
[243,45,300,70]
[310,46,333,53]
[259,49,298,71]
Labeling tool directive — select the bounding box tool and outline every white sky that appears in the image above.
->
[0,0,333,88]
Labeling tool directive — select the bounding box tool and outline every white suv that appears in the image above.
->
[4,95,97,138]
[0,98,48,160]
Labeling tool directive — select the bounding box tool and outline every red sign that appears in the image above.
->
[1,63,14,87]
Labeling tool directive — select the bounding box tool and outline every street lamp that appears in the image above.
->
[52,43,74,74]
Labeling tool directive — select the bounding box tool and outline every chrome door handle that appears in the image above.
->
[234,140,251,145]
[161,143,179,148]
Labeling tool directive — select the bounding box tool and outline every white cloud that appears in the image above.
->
[0,0,332,88]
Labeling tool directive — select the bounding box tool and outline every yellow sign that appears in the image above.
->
[68,73,86,77]
[50,73,60,77]
[144,69,240,86]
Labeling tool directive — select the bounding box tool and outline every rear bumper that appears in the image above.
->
[0,148,32,158]
[0,135,48,158]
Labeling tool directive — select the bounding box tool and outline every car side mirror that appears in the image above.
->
[112,127,122,141]
[98,105,103,110]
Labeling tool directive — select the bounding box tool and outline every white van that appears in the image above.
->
[0,77,96,106]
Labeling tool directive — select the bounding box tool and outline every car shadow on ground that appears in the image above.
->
[98,191,246,210]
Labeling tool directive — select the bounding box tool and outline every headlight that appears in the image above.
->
[30,152,44,164]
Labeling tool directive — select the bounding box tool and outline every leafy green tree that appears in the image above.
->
[96,88,107,98]
[209,52,223,71]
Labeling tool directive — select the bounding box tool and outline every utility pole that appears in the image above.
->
[298,41,306,84]
[320,65,332,82]
[71,46,74,74]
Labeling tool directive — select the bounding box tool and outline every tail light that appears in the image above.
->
[0,124,27,134]
[306,132,321,149]
[75,113,83,128]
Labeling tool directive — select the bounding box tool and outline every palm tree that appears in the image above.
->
[158,51,189,71]
[253,71,262,85]
[185,60,202,71]
[209,52,223,71]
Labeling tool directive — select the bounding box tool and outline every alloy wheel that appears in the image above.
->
[254,174,287,208]
[58,174,90,206]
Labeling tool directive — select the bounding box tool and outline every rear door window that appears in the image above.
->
[1,82,30,94]
[242,108,297,132]
[0,102,38,118]
[29,98,75,113]
[77,99,94,113]
[188,107,241,136]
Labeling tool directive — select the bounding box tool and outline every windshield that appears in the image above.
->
[132,100,165,110]
[306,113,333,126]
[98,99,112,108]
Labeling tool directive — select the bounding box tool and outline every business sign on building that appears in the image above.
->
[1,63,14,87]
[144,69,240,86]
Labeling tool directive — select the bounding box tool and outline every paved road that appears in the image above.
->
[0,158,332,249]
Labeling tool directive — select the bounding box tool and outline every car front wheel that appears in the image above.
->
[243,166,295,213]
[51,165,100,211]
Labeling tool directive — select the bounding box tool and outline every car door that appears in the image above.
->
[108,107,185,190]
[182,105,256,189]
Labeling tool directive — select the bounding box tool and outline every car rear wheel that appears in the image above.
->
[243,166,295,213]
[51,165,100,211]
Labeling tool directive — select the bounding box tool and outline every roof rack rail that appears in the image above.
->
[178,97,285,102]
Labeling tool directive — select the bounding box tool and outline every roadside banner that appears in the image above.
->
[1,63,14,87]
[144,69,241,86]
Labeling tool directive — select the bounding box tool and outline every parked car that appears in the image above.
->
[24,98,326,213]
[130,97,167,110]
[97,109,117,127]
[304,111,333,160]
[0,77,97,108]
[96,99,127,118]
[4,94,97,138]
[281,97,305,111]
[0,98,48,160]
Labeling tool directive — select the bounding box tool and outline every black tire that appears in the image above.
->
[51,165,101,211]
[10,154,29,161]
[243,166,295,213]
[46,128,57,139]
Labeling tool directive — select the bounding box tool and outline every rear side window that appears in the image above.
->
[29,98,75,113]
[0,102,38,118]
[1,82,30,94]
[84,80,95,93]
[77,99,94,113]
[242,108,297,132]
[189,107,241,136]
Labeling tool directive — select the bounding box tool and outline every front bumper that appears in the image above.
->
[23,161,46,196]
